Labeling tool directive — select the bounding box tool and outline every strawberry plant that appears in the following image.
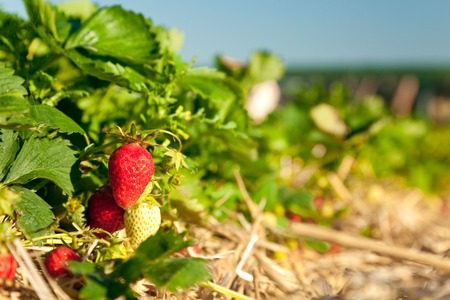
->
[2,0,450,299]
[0,0,288,297]
[0,0,288,295]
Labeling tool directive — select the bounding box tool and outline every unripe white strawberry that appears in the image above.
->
[124,201,161,249]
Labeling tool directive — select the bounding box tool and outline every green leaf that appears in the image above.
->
[155,27,184,54]
[65,49,149,93]
[244,51,285,87]
[0,63,29,116]
[79,279,110,300]
[4,137,77,195]
[7,105,85,135]
[253,174,280,211]
[70,261,135,300]
[180,68,236,102]
[304,239,331,253]
[0,129,19,181]
[0,186,20,217]
[69,260,97,276]
[57,0,98,22]
[177,68,245,124]
[110,257,143,284]
[310,103,349,136]
[24,0,72,44]
[135,229,193,261]
[11,186,54,234]
[111,230,195,283]
[65,5,159,64]
[143,258,212,292]
[70,262,107,300]
[0,68,84,134]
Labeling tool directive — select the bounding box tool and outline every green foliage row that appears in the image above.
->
[272,80,450,195]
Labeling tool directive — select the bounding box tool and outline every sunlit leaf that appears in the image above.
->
[7,105,85,135]
[0,63,29,116]
[65,5,159,64]
[24,0,72,44]
[244,51,285,86]
[4,137,77,195]
[65,49,149,93]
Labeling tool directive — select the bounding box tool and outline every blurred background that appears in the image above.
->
[3,0,450,66]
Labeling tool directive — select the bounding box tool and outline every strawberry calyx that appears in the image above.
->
[144,195,161,207]
[135,181,155,206]
[108,124,183,152]
[131,194,161,212]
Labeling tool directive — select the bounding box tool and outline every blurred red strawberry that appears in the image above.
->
[0,251,17,285]
[87,185,125,237]
[44,246,82,278]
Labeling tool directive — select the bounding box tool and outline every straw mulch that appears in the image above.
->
[2,167,450,300]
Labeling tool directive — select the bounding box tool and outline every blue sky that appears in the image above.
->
[2,0,450,67]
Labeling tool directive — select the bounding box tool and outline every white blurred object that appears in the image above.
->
[246,79,281,123]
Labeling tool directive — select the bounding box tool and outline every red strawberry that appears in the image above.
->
[313,196,325,208]
[328,243,342,255]
[87,185,125,237]
[108,143,155,209]
[176,245,201,257]
[286,210,302,222]
[44,246,82,278]
[0,251,17,283]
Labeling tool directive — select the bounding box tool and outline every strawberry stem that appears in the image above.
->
[28,233,112,247]
[154,129,183,152]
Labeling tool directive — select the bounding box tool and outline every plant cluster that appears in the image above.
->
[0,0,285,297]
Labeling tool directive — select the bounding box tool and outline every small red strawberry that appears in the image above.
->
[87,185,125,237]
[328,243,342,255]
[286,210,302,222]
[176,245,201,257]
[0,251,17,284]
[124,201,161,249]
[313,196,325,209]
[108,143,155,209]
[44,246,82,278]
